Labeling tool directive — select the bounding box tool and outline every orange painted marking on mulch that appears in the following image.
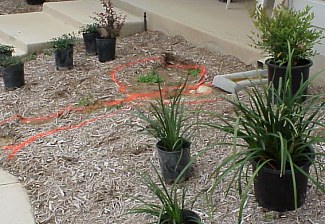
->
[1,57,218,158]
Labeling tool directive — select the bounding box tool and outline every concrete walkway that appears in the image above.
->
[0,170,35,224]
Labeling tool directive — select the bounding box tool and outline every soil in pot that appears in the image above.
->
[82,32,100,56]
[252,149,314,212]
[96,37,116,63]
[26,0,45,5]
[160,209,201,224]
[156,140,192,184]
[2,62,25,90]
[54,46,73,71]
[266,59,312,98]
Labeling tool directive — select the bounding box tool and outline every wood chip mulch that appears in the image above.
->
[0,1,324,224]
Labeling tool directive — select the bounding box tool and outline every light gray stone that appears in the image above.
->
[196,85,212,94]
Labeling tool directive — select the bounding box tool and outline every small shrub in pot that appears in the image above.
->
[92,0,126,62]
[249,5,324,95]
[0,44,14,57]
[49,33,77,71]
[80,23,100,56]
[0,55,25,90]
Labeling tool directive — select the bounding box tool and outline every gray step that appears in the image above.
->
[43,0,144,37]
[0,12,79,56]
[0,0,144,56]
[0,37,25,57]
[111,0,262,65]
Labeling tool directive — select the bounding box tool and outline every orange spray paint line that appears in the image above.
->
[3,109,124,158]
[1,57,211,158]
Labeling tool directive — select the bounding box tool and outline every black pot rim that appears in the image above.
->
[82,31,99,35]
[54,45,74,52]
[156,138,191,153]
[26,0,45,5]
[3,62,24,69]
[251,146,315,175]
[160,209,201,223]
[265,58,313,69]
[95,37,116,40]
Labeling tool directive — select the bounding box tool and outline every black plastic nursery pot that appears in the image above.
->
[2,63,25,90]
[82,32,100,56]
[54,45,73,71]
[26,0,45,5]
[266,58,312,97]
[160,209,201,224]
[252,148,314,212]
[96,37,116,63]
[156,140,192,184]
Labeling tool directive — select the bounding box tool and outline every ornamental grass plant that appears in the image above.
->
[136,78,196,152]
[207,48,325,223]
[128,163,201,224]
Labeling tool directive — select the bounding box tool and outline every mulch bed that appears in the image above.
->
[0,1,324,224]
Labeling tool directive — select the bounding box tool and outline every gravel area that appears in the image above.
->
[1,2,325,224]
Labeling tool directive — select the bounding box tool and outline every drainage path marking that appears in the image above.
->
[1,57,220,158]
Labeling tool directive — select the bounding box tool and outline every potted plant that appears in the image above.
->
[250,5,324,95]
[207,49,325,223]
[128,163,202,224]
[92,0,126,63]
[0,44,14,57]
[49,33,77,71]
[136,78,196,184]
[0,55,25,90]
[25,0,45,5]
[80,23,100,56]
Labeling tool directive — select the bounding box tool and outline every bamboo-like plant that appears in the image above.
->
[207,48,325,223]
